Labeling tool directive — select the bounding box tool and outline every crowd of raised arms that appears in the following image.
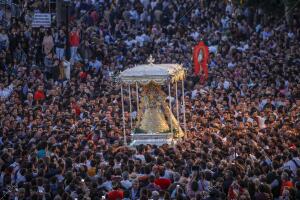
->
[0,0,300,200]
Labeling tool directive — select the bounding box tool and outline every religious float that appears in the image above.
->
[118,56,187,146]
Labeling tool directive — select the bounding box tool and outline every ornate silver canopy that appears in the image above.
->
[118,57,185,85]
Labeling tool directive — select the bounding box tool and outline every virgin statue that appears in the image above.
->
[137,82,171,133]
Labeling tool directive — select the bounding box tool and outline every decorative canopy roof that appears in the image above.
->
[118,56,185,85]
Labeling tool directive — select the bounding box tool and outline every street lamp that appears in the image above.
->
[64,0,71,61]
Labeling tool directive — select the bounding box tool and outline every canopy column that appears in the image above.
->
[181,79,187,137]
[120,84,127,145]
[136,82,139,115]
[175,81,180,123]
[168,82,173,135]
[128,84,133,130]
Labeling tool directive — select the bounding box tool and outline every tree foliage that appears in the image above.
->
[243,0,299,13]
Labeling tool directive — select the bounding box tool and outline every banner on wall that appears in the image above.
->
[32,13,51,28]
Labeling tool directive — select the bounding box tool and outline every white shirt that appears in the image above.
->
[209,45,218,54]
[86,160,91,168]
[131,111,137,120]
[124,39,136,48]
[237,44,249,52]
[134,154,145,163]
[191,89,198,99]
[140,0,150,8]
[135,34,149,47]
[0,33,9,48]
[288,32,294,39]
[150,1,157,9]
[229,152,239,161]
[101,181,112,191]
[198,179,210,191]
[283,157,300,176]
[37,186,45,193]
[16,171,26,184]
[191,31,200,40]
[56,174,64,183]
[89,60,102,73]
[255,24,262,32]
[259,99,268,111]
[121,180,132,190]
[257,116,266,129]
[129,9,139,20]
[164,169,174,179]
[223,80,230,90]
[0,172,4,187]
[262,31,272,40]
[167,96,175,103]
[225,4,233,15]
[246,117,254,124]
[272,100,284,108]
[227,62,236,69]
[221,16,230,29]
[0,84,14,99]
[140,11,150,22]
[63,60,71,68]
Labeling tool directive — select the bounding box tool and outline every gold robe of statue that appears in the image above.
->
[136,82,184,137]
[139,93,170,133]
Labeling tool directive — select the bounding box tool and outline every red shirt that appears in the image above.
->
[107,190,124,200]
[79,71,87,79]
[69,31,80,47]
[34,90,45,101]
[228,185,244,200]
[71,102,81,116]
[154,178,171,190]
[280,181,293,195]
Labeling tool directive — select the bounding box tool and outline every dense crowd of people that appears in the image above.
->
[0,0,300,199]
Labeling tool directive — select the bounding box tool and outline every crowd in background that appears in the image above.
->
[0,0,300,199]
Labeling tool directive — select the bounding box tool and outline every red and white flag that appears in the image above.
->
[193,41,209,82]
